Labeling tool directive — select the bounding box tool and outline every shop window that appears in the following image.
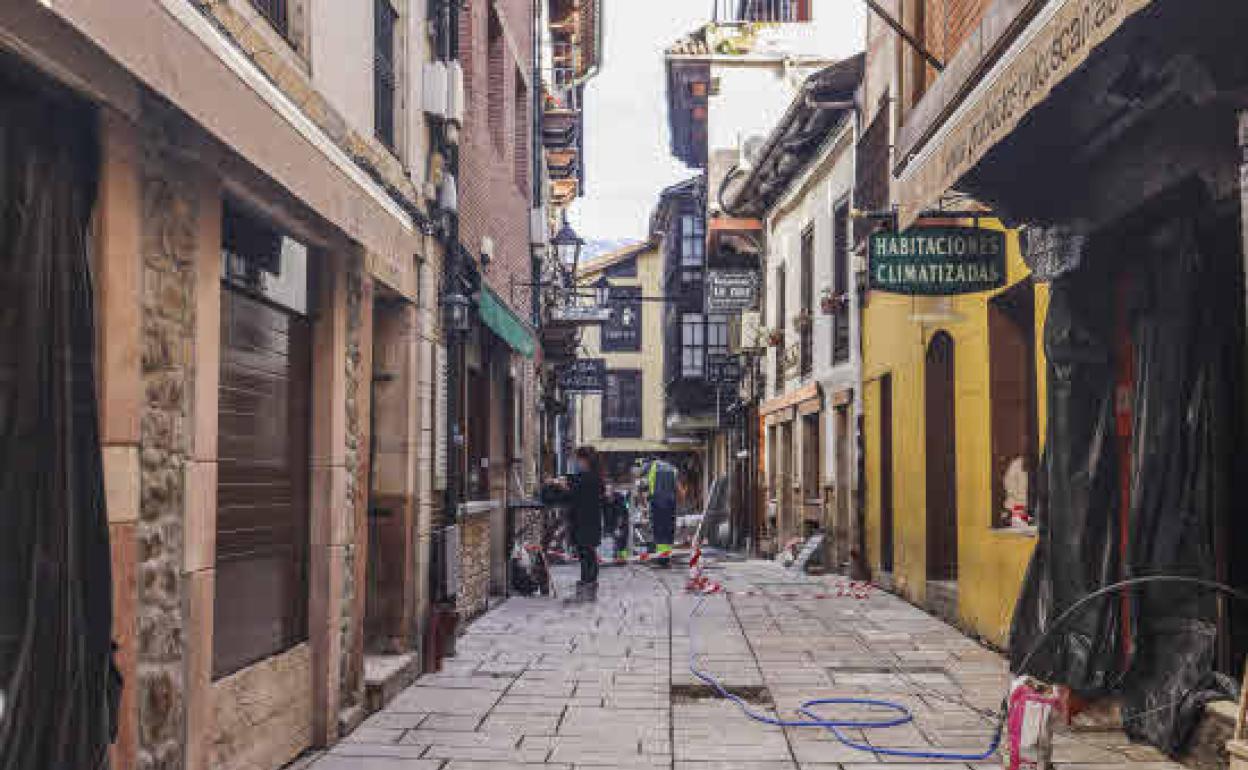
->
[215,203,311,677]
[374,0,399,149]
[603,370,643,438]
[988,280,1037,530]
[681,313,705,378]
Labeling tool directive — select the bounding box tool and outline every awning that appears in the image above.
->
[893,0,1152,227]
[478,285,536,358]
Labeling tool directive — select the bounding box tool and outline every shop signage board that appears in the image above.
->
[869,227,1006,295]
[602,286,642,351]
[895,0,1152,227]
[558,358,607,393]
[551,304,612,323]
[706,270,760,313]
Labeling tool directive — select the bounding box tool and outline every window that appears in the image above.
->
[487,9,505,148]
[250,0,289,38]
[989,280,1037,530]
[832,202,851,364]
[603,370,643,438]
[707,314,729,358]
[514,69,529,191]
[680,213,705,286]
[799,225,814,378]
[774,265,786,388]
[374,0,399,149]
[682,313,705,378]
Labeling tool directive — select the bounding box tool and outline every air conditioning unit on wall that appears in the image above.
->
[422,60,448,117]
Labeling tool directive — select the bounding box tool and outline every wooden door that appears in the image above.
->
[879,374,895,572]
[925,333,957,582]
[214,288,311,677]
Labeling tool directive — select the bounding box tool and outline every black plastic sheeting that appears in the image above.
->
[0,70,118,768]
[1010,203,1245,755]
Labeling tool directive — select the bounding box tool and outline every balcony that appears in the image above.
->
[712,0,810,24]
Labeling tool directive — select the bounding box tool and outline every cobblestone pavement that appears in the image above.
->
[306,559,1185,770]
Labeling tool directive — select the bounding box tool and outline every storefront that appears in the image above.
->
[861,221,1046,636]
[891,0,1248,751]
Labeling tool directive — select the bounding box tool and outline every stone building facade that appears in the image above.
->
[0,2,444,770]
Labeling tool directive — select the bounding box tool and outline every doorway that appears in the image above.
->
[924,332,957,585]
[879,374,894,573]
[834,404,852,573]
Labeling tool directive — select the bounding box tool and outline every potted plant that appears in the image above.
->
[792,309,813,331]
[767,328,785,347]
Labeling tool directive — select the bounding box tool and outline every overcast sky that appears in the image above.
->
[570,2,867,247]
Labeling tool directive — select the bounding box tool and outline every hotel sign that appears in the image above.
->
[869,228,1006,295]
[557,358,607,393]
[896,0,1151,226]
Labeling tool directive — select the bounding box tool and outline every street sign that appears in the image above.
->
[869,227,1006,295]
[706,270,760,313]
[557,358,607,393]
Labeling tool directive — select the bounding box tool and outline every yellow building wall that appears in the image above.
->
[861,221,1050,647]
[576,244,670,455]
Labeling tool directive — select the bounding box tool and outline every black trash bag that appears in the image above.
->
[0,70,118,770]
[1011,208,1242,756]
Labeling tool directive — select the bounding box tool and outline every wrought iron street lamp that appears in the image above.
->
[551,216,584,269]
[443,291,472,335]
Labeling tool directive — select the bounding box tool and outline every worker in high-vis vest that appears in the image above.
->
[646,459,678,567]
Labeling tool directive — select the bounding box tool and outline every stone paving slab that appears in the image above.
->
[308,560,1185,770]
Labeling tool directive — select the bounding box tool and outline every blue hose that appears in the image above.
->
[687,594,1004,761]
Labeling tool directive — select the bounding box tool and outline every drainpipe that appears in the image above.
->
[434,0,462,608]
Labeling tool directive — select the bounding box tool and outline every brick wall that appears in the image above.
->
[458,0,534,320]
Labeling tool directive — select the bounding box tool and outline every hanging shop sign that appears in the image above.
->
[557,358,607,393]
[705,270,760,313]
[602,286,642,352]
[550,303,613,323]
[869,227,1006,295]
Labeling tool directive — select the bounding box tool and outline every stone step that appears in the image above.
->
[363,652,422,714]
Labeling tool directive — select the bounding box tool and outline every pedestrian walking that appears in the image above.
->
[646,458,678,567]
[542,446,606,602]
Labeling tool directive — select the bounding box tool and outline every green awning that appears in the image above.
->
[478,285,536,358]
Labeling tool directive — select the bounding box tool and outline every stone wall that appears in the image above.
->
[138,104,200,770]
[210,644,313,770]
[456,512,492,620]
[339,257,370,717]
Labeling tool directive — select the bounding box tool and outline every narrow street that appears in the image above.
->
[305,561,1182,770]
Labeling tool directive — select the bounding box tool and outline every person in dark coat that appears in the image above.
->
[542,446,605,602]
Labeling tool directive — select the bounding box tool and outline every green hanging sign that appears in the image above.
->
[869,227,1007,296]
